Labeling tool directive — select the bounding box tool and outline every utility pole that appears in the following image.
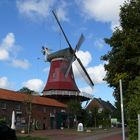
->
[138,114,140,140]
[119,79,125,140]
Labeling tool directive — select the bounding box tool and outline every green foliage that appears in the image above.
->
[91,106,99,128]
[128,119,137,140]
[18,87,34,94]
[90,107,111,128]
[101,0,140,139]
[80,109,91,127]
[0,117,7,124]
[67,100,82,117]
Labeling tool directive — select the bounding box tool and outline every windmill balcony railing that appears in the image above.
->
[79,92,93,99]
[43,90,93,99]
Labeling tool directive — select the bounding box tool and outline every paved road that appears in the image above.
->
[76,131,123,140]
[46,132,123,140]
[18,128,127,140]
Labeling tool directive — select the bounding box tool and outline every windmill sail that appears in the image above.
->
[74,58,94,88]
[65,34,85,78]
[52,10,94,88]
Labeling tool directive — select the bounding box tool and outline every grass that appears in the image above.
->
[17,136,51,140]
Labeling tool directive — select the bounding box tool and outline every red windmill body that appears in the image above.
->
[44,58,79,92]
[42,11,94,103]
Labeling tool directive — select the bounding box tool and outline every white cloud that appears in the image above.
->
[0,76,12,89]
[55,1,69,22]
[23,79,44,92]
[76,50,92,67]
[73,50,106,84]
[1,32,15,49]
[0,33,30,69]
[17,0,55,20]
[87,64,106,84]
[12,59,30,69]
[0,33,15,60]
[77,0,125,30]
[72,50,92,79]
[0,49,9,60]
[80,86,94,94]
[16,0,69,22]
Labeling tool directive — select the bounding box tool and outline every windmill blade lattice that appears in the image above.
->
[65,34,85,78]
[52,10,94,88]
[74,58,94,88]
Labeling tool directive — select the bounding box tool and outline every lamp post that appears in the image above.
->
[119,79,125,140]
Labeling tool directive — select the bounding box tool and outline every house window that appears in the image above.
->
[98,108,103,113]
[43,107,47,113]
[16,104,21,111]
[1,102,6,109]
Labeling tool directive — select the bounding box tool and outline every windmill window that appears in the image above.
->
[53,72,56,79]
[1,102,6,109]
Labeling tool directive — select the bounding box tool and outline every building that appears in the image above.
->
[86,98,115,113]
[0,88,67,130]
[85,98,116,128]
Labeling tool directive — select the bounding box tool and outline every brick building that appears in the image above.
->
[86,98,115,114]
[0,88,67,130]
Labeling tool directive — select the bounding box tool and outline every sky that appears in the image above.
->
[0,0,126,105]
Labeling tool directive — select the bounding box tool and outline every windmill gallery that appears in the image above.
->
[0,11,101,131]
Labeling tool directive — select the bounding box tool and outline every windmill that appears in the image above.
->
[42,11,94,103]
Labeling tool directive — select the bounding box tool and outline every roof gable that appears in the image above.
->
[86,98,115,112]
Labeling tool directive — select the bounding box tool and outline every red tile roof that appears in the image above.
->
[0,88,66,108]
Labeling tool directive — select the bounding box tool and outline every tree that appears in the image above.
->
[18,87,34,134]
[18,87,34,94]
[91,106,99,128]
[101,0,140,139]
[67,100,82,128]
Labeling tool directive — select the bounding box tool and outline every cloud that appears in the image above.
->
[80,86,94,94]
[0,33,30,69]
[17,0,54,20]
[12,59,30,69]
[0,76,13,89]
[77,0,125,30]
[76,50,92,67]
[16,0,69,22]
[87,64,106,84]
[23,79,44,92]
[0,49,9,60]
[73,50,106,84]
[0,33,15,60]
[55,1,69,22]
